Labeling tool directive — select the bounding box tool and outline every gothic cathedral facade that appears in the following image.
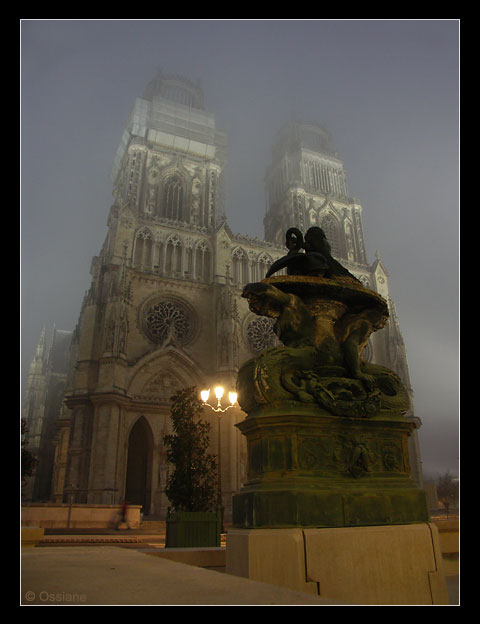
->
[23,71,423,519]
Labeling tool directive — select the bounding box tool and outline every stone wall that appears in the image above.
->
[21,503,142,529]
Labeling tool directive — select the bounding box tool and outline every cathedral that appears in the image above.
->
[22,70,423,520]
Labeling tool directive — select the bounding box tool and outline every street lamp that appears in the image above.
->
[201,386,237,412]
[200,386,238,533]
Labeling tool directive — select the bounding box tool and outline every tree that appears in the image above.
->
[21,419,38,487]
[436,471,459,516]
[163,386,218,513]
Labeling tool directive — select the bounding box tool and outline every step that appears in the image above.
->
[138,521,166,532]
[40,536,143,544]
[141,546,226,569]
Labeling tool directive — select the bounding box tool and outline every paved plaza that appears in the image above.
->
[20,528,459,606]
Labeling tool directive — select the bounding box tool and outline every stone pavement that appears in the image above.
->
[20,543,460,606]
[21,546,343,606]
[20,526,459,606]
[445,575,459,605]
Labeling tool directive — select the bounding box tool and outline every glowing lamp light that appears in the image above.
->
[200,386,238,413]
[214,386,225,400]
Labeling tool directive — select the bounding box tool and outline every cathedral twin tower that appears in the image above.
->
[23,70,422,518]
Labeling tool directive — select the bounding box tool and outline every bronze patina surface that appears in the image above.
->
[233,228,429,529]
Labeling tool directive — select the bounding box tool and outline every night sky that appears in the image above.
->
[21,19,459,479]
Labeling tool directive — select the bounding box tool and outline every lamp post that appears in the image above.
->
[65,483,78,529]
[200,386,237,533]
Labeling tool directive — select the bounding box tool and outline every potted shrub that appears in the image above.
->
[164,386,220,547]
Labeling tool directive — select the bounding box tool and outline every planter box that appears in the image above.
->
[165,510,221,548]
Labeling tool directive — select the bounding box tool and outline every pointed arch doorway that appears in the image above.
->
[125,416,153,516]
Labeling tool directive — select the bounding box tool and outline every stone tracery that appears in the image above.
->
[245,316,280,353]
[144,300,192,344]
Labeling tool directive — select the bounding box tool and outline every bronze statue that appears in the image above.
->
[233,227,428,530]
[241,282,315,348]
[265,226,360,282]
[238,226,409,418]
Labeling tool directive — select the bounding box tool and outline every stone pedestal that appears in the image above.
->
[232,409,429,529]
[226,523,449,605]
[234,276,430,531]
[230,271,446,604]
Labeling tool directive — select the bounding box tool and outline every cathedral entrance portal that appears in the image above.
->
[125,416,153,516]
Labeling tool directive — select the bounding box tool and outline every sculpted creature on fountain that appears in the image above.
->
[237,227,410,419]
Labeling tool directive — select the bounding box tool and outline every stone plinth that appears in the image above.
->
[226,523,449,605]
[228,268,440,603]
[232,409,428,529]
[235,275,428,529]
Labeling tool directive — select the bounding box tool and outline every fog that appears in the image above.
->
[20,19,459,480]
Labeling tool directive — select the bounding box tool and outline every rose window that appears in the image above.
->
[246,317,281,353]
[144,300,191,344]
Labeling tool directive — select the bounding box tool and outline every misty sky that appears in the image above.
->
[20,19,459,479]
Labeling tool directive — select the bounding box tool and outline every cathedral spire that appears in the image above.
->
[36,326,46,353]
[264,121,365,263]
[30,326,46,375]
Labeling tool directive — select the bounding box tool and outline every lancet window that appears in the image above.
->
[257,253,273,281]
[160,175,187,222]
[232,248,249,285]
[134,228,154,270]
[320,214,342,258]
[195,240,211,282]
[165,235,182,275]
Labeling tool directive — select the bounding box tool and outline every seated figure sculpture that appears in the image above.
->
[265,226,360,282]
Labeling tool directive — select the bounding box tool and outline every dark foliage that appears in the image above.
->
[21,419,38,487]
[163,386,218,512]
[436,471,459,515]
